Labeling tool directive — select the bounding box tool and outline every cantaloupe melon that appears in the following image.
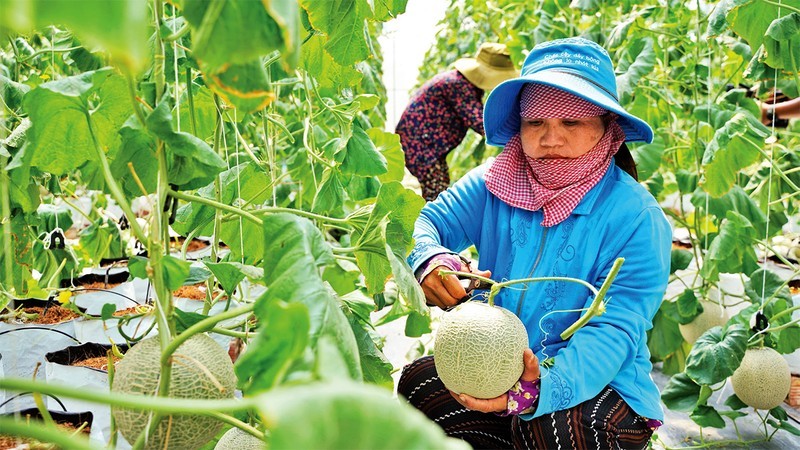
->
[112,333,236,449]
[679,292,730,345]
[731,347,791,410]
[434,301,528,399]
[214,427,265,450]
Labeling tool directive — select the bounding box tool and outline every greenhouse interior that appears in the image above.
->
[1,0,799,449]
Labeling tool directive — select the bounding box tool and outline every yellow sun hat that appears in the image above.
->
[453,43,517,92]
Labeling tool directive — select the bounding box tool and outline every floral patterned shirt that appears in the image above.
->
[395,70,484,168]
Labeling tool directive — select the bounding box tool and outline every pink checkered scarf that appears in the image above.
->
[485,84,625,227]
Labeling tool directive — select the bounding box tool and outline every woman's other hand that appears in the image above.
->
[421,261,491,310]
[451,348,540,413]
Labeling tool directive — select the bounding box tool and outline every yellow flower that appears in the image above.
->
[523,392,532,399]
[57,290,72,305]
[508,399,519,411]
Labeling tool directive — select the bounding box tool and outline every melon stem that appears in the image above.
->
[440,258,625,341]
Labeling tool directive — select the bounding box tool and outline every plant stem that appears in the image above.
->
[1,156,14,296]
[560,258,624,340]
[0,377,260,414]
[163,23,191,42]
[186,67,198,136]
[442,258,624,340]
[208,412,265,440]
[161,304,254,365]
[760,0,800,14]
[168,188,263,226]
[250,206,350,225]
[0,417,99,450]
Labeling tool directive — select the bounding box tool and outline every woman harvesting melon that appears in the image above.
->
[399,37,671,449]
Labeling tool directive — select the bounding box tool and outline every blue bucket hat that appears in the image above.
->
[484,37,653,147]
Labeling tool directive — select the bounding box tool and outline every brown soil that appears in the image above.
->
[171,236,210,253]
[173,284,207,300]
[23,305,80,324]
[113,306,142,317]
[72,355,121,371]
[0,420,90,449]
[671,241,692,250]
[173,284,227,302]
[73,281,123,292]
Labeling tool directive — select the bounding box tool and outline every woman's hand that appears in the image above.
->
[421,261,491,310]
[451,348,540,413]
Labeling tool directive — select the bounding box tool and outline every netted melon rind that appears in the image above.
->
[214,427,265,450]
[434,302,529,399]
[112,333,236,449]
[731,346,791,410]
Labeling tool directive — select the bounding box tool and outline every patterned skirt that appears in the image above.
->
[397,356,654,450]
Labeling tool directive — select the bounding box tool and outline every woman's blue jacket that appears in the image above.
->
[408,161,672,421]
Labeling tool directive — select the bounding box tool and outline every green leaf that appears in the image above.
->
[701,112,769,197]
[690,405,726,429]
[79,218,124,263]
[100,302,117,321]
[763,13,800,72]
[353,182,424,295]
[23,69,132,176]
[701,211,760,281]
[670,249,693,275]
[340,122,387,177]
[111,116,158,197]
[676,290,703,324]
[685,325,748,385]
[661,372,702,412]
[262,213,362,382]
[368,127,406,183]
[1,74,30,111]
[371,0,408,21]
[386,235,430,337]
[173,163,271,263]
[128,256,148,280]
[177,85,217,142]
[724,393,749,410]
[299,0,373,66]
[174,309,212,334]
[676,169,698,194]
[312,167,346,215]
[183,0,299,70]
[726,0,786,55]
[256,382,470,450]
[161,255,192,291]
[693,185,767,235]
[322,260,361,296]
[615,37,656,104]
[300,33,362,93]
[202,60,276,114]
[649,306,685,359]
[776,325,800,355]
[744,268,793,305]
[204,262,247,298]
[36,204,74,234]
[236,298,310,393]
[146,98,227,190]
[341,292,394,388]
[2,0,148,70]
[630,136,663,182]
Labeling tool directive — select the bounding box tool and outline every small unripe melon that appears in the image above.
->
[731,347,791,410]
[434,302,528,399]
[214,427,265,450]
[679,296,730,344]
[112,333,236,449]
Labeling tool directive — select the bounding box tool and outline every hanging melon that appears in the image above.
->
[434,301,528,399]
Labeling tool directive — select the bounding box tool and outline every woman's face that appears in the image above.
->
[520,116,606,159]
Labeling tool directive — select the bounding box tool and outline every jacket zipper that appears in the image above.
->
[516,228,548,316]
